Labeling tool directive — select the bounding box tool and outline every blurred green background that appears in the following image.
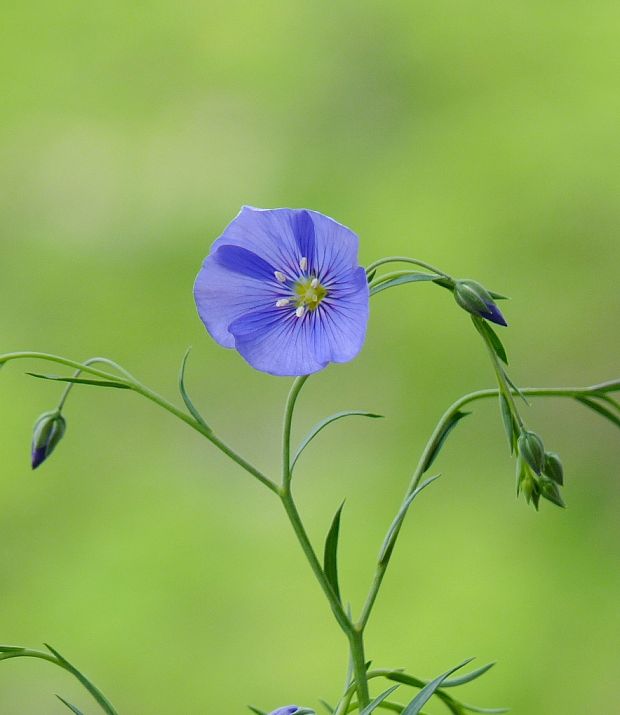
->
[1,1,619,713]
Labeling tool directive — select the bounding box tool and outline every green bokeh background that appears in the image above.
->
[1,2,619,713]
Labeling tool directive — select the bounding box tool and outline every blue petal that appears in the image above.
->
[229,267,369,376]
[210,207,358,279]
[194,251,282,349]
[213,245,275,281]
[268,708,300,715]
[482,302,508,327]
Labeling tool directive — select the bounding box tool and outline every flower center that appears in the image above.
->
[273,257,328,318]
[294,276,327,312]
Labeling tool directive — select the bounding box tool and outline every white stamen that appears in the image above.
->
[299,256,308,271]
[295,306,306,318]
[276,298,290,307]
[310,277,319,289]
[274,270,287,283]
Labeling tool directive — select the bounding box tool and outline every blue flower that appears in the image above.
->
[268,708,301,715]
[194,207,370,376]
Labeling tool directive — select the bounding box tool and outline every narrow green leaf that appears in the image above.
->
[319,699,335,713]
[401,658,474,715]
[26,373,130,389]
[248,707,267,715]
[56,695,86,715]
[473,319,508,365]
[498,395,517,454]
[461,704,509,714]
[378,476,439,566]
[370,273,440,296]
[441,661,496,687]
[576,396,620,429]
[178,348,210,430]
[367,268,377,283]
[291,411,383,471]
[323,501,345,602]
[591,380,620,394]
[503,372,529,406]
[44,644,118,715]
[360,685,401,715]
[422,412,470,473]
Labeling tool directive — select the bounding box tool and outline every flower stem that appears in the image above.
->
[0,352,279,494]
[280,376,370,709]
[358,381,618,630]
[365,256,452,280]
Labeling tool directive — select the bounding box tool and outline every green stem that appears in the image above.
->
[357,382,617,630]
[282,376,309,490]
[365,256,452,280]
[0,647,118,715]
[279,376,370,709]
[0,352,278,494]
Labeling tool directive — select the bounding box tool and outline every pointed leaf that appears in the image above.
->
[576,396,620,429]
[441,661,496,687]
[323,502,345,602]
[367,269,377,283]
[26,373,130,389]
[473,319,508,364]
[360,685,401,715]
[44,645,118,715]
[179,348,210,430]
[56,695,86,715]
[401,658,474,715]
[504,372,529,406]
[498,395,517,454]
[247,707,266,715]
[461,704,509,714]
[422,412,470,473]
[319,699,335,713]
[370,273,440,296]
[379,476,439,566]
[291,411,383,471]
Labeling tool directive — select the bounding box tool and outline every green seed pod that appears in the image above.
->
[31,410,66,469]
[518,430,545,475]
[539,476,566,508]
[543,451,564,486]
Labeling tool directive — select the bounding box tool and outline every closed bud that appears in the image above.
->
[543,451,564,485]
[518,430,545,475]
[453,279,507,327]
[31,410,66,469]
[539,476,566,508]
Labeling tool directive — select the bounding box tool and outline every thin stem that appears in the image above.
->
[282,376,309,490]
[0,352,278,494]
[357,382,617,630]
[365,256,452,280]
[57,357,135,411]
[279,375,370,709]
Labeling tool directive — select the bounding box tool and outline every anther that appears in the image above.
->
[299,257,308,271]
[276,298,290,307]
[295,306,306,318]
[310,278,319,289]
[274,271,287,283]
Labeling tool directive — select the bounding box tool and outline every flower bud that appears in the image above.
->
[31,410,66,469]
[453,279,507,327]
[543,451,563,486]
[518,430,545,475]
[268,708,313,715]
[539,476,566,508]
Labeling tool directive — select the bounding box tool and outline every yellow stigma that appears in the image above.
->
[294,276,327,312]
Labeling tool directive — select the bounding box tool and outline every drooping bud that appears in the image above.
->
[543,451,564,486]
[268,708,313,715]
[31,410,66,469]
[518,430,545,475]
[539,476,566,508]
[453,279,507,327]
